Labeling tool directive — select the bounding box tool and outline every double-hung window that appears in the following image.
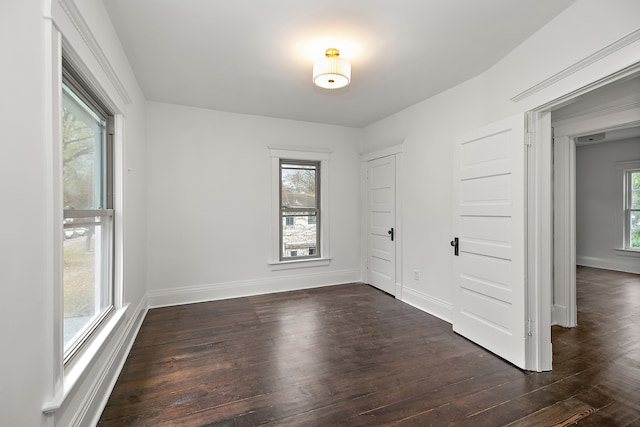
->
[62,63,115,363]
[280,160,320,260]
[270,147,330,269]
[624,168,640,249]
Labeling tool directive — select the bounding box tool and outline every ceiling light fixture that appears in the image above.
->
[313,48,351,89]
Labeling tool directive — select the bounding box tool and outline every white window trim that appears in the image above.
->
[42,32,126,415]
[615,159,640,253]
[269,146,331,269]
[42,305,127,414]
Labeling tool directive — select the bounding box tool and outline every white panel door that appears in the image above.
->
[368,155,396,296]
[452,114,527,369]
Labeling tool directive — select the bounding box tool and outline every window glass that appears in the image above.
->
[280,161,319,260]
[630,171,640,248]
[281,163,317,209]
[62,79,113,361]
[62,85,105,210]
[631,172,640,209]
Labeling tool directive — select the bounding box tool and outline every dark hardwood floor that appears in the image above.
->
[98,266,640,426]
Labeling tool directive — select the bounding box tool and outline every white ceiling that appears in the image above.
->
[104,0,576,128]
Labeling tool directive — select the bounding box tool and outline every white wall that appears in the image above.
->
[0,2,49,425]
[363,77,488,320]
[0,0,147,425]
[361,0,640,321]
[576,139,640,273]
[146,102,362,306]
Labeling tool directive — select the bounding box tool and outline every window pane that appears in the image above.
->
[282,212,317,259]
[632,172,640,210]
[63,217,112,355]
[63,83,106,210]
[631,211,640,249]
[281,163,317,209]
[61,76,113,362]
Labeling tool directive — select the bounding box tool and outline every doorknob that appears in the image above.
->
[450,237,459,256]
[388,227,394,242]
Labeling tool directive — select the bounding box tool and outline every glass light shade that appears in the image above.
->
[313,56,351,89]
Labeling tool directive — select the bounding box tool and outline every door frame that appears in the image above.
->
[361,144,403,297]
[551,101,640,327]
[552,134,577,328]
[527,62,640,371]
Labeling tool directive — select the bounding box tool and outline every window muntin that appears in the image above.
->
[626,169,640,249]
[62,70,114,363]
[280,160,320,260]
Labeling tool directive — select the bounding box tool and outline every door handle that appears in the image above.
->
[450,237,459,256]
[388,227,394,242]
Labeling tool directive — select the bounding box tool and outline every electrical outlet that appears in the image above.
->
[413,269,419,281]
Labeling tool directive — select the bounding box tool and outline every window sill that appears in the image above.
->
[269,258,331,271]
[613,248,640,257]
[42,304,128,415]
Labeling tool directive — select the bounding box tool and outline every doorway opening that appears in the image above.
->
[550,75,640,328]
[526,64,640,371]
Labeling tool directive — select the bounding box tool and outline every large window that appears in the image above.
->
[625,168,640,249]
[280,160,320,260]
[62,63,114,363]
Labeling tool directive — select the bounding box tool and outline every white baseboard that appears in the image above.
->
[577,255,640,274]
[148,269,362,308]
[81,297,148,427]
[400,286,453,324]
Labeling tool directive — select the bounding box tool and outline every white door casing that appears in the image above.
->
[367,155,396,296]
[552,135,577,328]
[452,114,527,369]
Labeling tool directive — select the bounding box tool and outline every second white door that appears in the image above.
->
[367,155,396,296]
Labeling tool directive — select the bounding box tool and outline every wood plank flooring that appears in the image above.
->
[98,266,640,426]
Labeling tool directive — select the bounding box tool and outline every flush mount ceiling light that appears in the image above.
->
[313,48,351,89]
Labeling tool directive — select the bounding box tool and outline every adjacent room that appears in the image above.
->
[2,0,640,425]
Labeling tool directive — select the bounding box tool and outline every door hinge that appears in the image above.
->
[527,319,533,337]
[525,132,534,148]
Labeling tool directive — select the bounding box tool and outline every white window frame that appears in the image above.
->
[61,61,116,364]
[623,164,640,250]
[615,160,640,254]
[269,147,331,270]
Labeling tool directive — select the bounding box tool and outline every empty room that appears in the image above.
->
[2,0,640,425]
